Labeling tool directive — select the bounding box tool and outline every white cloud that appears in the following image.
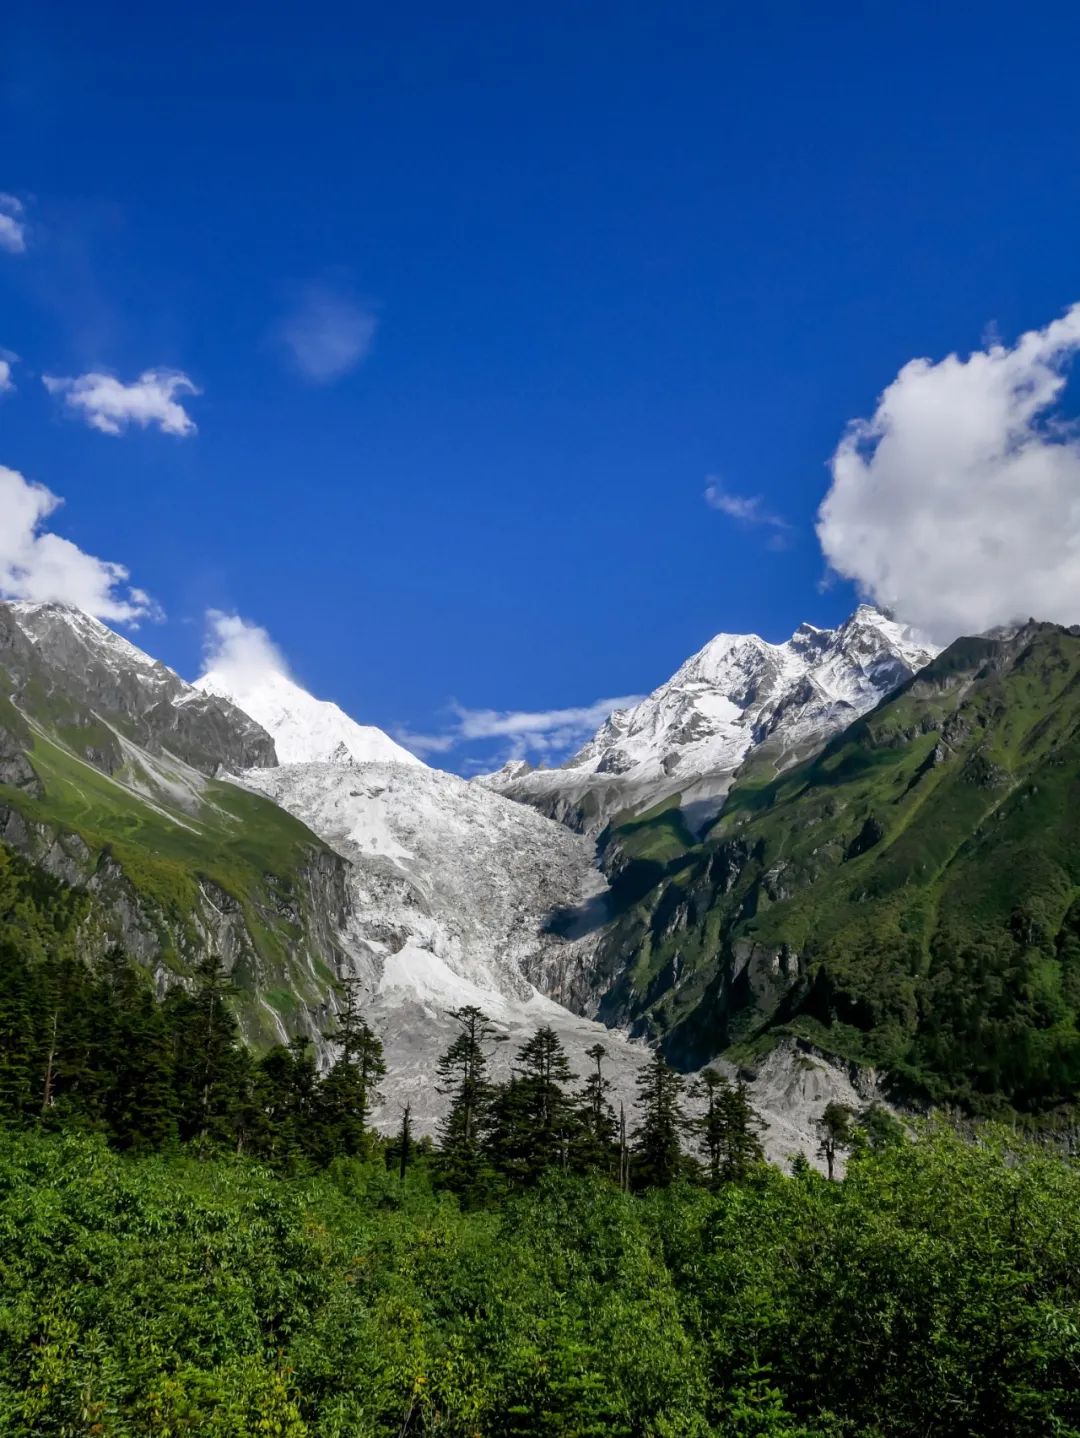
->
[0,194,27,254]
[0,350,16,393]
[401,695,643,762]
[43,368,200,436]
[201,611,291,685]
[817,303,1080,643]
[278,284,377,383]
[705,480,791,547]
[0,464,157,623]
[393,728,458,757]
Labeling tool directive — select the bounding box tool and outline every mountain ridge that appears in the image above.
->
[480,603,938,834]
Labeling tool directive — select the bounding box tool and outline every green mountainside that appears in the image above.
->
[0,603,349,1047]
[593,622,1080,1115]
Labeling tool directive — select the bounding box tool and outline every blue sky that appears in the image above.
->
[4,2,1080,770]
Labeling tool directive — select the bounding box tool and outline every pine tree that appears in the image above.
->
[693,1069,765,1186]
[817,1101,854,1180]
[435,1005,502,1197]
[250,1038,317,1165]
[95,950,177,1152]
[693,1067,728,1189]
[572,1042,619,1176]
[506,1026,576,1183]
[166,953,248,1148]
[314,983,386,1163]
[0,945,37,1121]
[397,1103,412,1181]
[631,1049,686,1189]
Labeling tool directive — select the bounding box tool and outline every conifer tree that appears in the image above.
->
[166,953,248,1148]
[250,1038,317,1165]
[573,1042,619,1175]
[631,1049,686,1189]
[817,1101,855,1180]
[314,982,386,1162]
[95,950,177,1152]
[0,945,37,1121]
[516,1025,576,1179]
[435,1005,502,1196]
[397,1102,412,1181]
[693,1068,765,1186]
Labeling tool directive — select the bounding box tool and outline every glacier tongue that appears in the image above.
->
[196,666,423,767]
[233,759,653,1132]
[480,604,939,834]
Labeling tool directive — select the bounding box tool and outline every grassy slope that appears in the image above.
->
[597,626,1080,1113]
[0,694,341,1045]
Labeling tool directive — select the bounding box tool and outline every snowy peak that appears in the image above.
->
[195,666,424,768]
[482,605,939,832]
[5,601,176,686]
[0,601,278,776]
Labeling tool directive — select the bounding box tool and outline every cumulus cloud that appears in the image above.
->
[43,368,200,436]
[705,480,791,547]
[201,611,291,686]
[400,695,642,762]
[0,350,16,393]
[0,194,27,254]
[278,284,377,383]
[817,304,1080,643]
[0,464,157,623]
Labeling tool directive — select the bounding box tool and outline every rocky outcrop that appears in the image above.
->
[0,798,356,1047]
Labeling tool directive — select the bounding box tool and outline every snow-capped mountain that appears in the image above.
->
[0,597,896,1163]
[196,665,423,767]
[481,605,939,833]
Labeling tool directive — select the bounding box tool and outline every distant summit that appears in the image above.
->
[195,665,424,768]
[480,605,939,833]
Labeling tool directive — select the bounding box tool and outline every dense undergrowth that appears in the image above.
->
[1,1124,1079,1436]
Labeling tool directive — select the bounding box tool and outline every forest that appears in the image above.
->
[4,846,1080,1434]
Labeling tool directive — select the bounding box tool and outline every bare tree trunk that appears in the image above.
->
[619,1104,629,1191]
[40,1010,59,1115]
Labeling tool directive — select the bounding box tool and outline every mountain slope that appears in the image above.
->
[482,605,937,834]
[1,603,276,775]
[589,621,1080,1114]
[196,666,422,766]
[0,603,352,1047]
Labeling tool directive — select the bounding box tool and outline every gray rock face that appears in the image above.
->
[0,603,277,776]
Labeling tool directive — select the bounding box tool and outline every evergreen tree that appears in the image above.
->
[166,954,248,1148]
[313,982,386,1162]
[249,1038,317,1165]
[693,1067,729,1189]
[489,1026,576,1184]
[396,1102,412,1181]
[631,1049,686,1189]
[436,1005,502,1196]
[693,1069,765,1186]
[817,1101,855,1180]
[0,945,37,1121]
[572,1042,619,1176]
[94,950,177,1152]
